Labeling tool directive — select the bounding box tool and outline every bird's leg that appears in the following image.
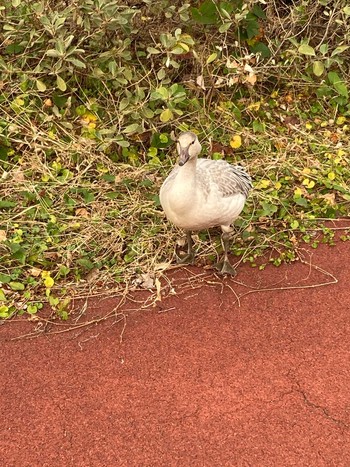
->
[176,231,195,264]
[214,229,237,276]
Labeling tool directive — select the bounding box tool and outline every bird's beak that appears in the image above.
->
[178,147,190,166]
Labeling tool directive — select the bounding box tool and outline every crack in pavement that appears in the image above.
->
[294,382,349,431]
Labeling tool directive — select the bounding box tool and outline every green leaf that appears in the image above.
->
[327,71,339,84]
[119,98,130,111]
[328,72,348,97]
[81,189,95,204]
[0,274,11,284]
[0,200,17,209]
[147,47,161,55]
[123,123,140,134]
[105,191,119,199]
[319,44,328,55]
[171,46,186,55]
[333,81,348,97]
[295,197,309,207]
[251,4,266,19]
[9,281,25,291]
[142,107,154,118]
[0,305,10,318]
[56,75,67,92]
[77,258,95,270]
[66,58,86,68]
[5,43,25,54]
[46,49,61,57]
[160,108,173,123]
[312,60,324,77]
[298,44,316,56]
[331,45,349,57]
[159,87,170,99]
[250,42,271,58]
[219,22,232,33]
[245,16,260,39]
[0,289,6,301]
[27,304,38,314]
[115,139,130,147]
[36,79,47,91]
[157,68,166,80]
[252,121,265,133]
[12,248,26,264]
[191,0,218,25]
[206,52,217,64]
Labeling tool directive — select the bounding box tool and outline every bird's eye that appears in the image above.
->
[191,140,195,145]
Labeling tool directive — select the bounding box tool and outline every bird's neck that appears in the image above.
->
[177,158,197,182]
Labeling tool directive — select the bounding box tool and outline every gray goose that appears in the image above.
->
[160,131,252,275]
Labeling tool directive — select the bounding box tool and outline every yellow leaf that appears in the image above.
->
[247,101,261,111]
[160,108,173,123]
[260,179,270,189]
[302,167,311,174]
[328,171,336,180]
[336,116,346,125]
[44,276,54,288]
[229,135,242,149]
[305,122,312,130]
[302,178,315,189]
[275,181,282,190]
[41,270,50,279]
[294,187,303,197]
[337,149,345,157]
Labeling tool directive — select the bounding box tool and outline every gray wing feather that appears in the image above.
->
[197,159,252,198]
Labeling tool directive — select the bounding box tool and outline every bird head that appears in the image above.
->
[176,132,202,166]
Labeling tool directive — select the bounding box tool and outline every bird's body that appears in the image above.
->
[160,131,252,274]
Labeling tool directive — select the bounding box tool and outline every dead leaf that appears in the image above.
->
[320,193,336,206]
[283,116,299,126]
[0,230,7,242]
[12,170,25,182]
[196,74,206,90]
[228,76,239,86]
[245,73,257,86]
[135,273,155,290]
[244,63,254,74]
[211,141,232,155]
[30,267,42,277]
[85,268,100,282]
[75,207,90,218]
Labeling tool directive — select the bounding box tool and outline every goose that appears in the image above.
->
[159,131,252,275]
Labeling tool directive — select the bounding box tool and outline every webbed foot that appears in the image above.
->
[214,260,237,276]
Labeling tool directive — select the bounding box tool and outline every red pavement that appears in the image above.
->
[1,229,350,466]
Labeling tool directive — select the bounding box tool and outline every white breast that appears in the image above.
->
[160,158,251,231]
